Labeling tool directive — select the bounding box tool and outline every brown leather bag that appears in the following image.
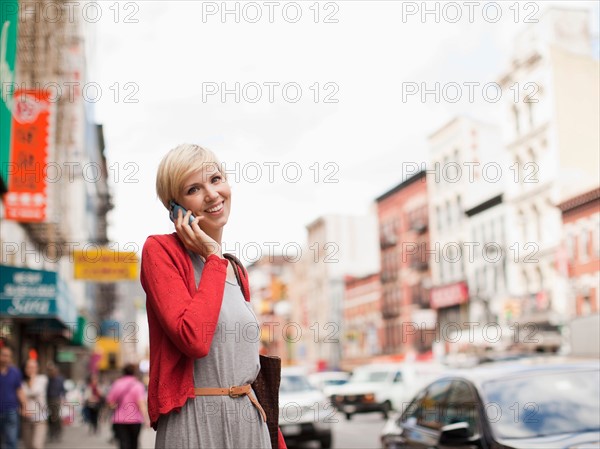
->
[223,253,282,449]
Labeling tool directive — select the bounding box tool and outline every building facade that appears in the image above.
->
[559,187,600,318]
[303,214,379,370]
[342,272,382,370]
[247,255,295,365]
[427,117,506,353]
[376,170,434,357]
[498,7,599,349]
[0,2,114,379]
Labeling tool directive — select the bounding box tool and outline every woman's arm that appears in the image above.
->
[140,235,229,359]
[17,386,26,416]
[135,383,150,427]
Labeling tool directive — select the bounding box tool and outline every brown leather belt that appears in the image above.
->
[194,384,267,423]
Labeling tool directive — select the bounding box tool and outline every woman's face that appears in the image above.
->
[179,163,231,234]
[25,360,38,377]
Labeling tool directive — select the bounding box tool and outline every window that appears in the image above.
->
[527,147,536,164]
[434,161,441,190]
[532,204,541,242]
[503,256,508,287]
[566,233,575,262]
[580,230,590,262]
[527,100,535,130]
[416,379,453,430]
[393,371,403,383]
[280,375,315,393]
[493,264,498,292]
[512,104,520,136]
[400,389,428,425]
[439,259,445,283]
[518,209,526,243]
[444,381,480,437]
[522,270,530,295]
[536,266,544,292]
[581,295,592,316]
[484,370,600,439]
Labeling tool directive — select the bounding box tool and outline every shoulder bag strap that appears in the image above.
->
[222,253,250,301]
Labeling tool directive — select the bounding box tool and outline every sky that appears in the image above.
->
[90,1,599,264]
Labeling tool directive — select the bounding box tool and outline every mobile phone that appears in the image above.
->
[169,200,196,225]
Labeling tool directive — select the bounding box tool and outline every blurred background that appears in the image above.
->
[1,1,599,448]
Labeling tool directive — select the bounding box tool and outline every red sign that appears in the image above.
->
[3,90,50,222]
[430,281,469,309]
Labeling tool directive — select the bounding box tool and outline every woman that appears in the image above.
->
[21,358,48,449]
[106,364,149,449]
[140,144,286,449]
[82,373,103,434]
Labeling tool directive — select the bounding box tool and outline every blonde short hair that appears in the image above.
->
[156,144,226,209]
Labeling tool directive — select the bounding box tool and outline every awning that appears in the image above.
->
[0,265,77,330]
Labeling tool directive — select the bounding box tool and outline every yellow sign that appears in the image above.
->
[95,336,120,371]
[73,248,138,281]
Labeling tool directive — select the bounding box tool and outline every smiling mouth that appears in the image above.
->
[205,201,224,213]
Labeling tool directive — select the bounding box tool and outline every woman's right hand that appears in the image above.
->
[174,209,222,260]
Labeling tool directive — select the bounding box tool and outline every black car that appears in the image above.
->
[380,357,600,448]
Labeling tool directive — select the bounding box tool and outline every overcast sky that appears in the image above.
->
[90,1,599,264]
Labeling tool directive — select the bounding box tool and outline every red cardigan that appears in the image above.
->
[140,233,287,449]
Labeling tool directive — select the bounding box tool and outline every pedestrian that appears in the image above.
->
[82,373,104,435]
[45,363,65,443]
[140,144,287,449]
[0,345,26,449]
[106,364,148,449]
[21,358,48,449]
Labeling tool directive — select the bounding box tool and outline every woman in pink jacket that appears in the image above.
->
[106,364,149,449]
[140,144,286,449]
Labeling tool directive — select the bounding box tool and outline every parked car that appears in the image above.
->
[279,367,334,448]
[308,371,350,398]
[330,362,445,420]
[380,357,600,448]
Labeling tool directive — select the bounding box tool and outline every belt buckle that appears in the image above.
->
[228,386,241,398]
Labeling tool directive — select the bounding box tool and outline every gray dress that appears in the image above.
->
[155,252,272,449]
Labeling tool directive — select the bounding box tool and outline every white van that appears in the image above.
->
[307,371,350,398]
[329,362,445,419]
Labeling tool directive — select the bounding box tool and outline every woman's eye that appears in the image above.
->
[212,176,222,183]
[187,186,198,194]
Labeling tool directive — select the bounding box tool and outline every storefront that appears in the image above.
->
[0,264,78,370]
[430,281,470,354]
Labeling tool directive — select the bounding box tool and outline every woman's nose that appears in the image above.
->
[205,185,220,201]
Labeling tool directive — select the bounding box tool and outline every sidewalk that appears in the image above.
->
[20,421,156,449]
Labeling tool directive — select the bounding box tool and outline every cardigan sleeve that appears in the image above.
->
[140,235,229,359]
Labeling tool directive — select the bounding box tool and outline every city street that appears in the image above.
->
[2,2,599,449]
[282,412,385,449]
[326,413,385,449]
[20,412,386,449]
[33,421,156,449]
